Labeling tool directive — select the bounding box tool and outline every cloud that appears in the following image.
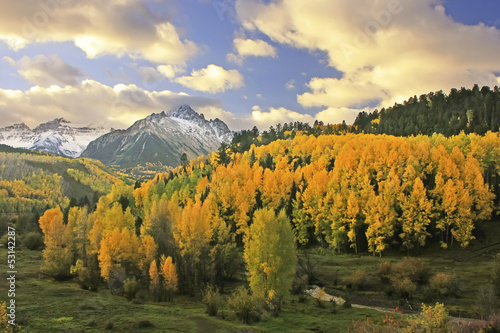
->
[227,38,277,64]
[250,105,315,128]
[315,107,367,125]
[4,54,84,87]
[174,64,245,93]
[298,77,387,108]
[157,64,186,80]
[0,80,232,129]
[235,0,500,113]
[0,0,198,64]
[285,79,296,90]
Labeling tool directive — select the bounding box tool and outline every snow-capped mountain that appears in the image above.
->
[0,118,112,158]
[81,105,233,168]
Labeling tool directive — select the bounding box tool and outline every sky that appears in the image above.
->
[0,0,499,131]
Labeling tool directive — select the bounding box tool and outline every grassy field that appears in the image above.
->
[0,248,383,333]
[306,220,500,318]
[2,220,499,332]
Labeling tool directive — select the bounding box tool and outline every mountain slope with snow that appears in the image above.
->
[0,118,112,158]
[81,105,233,168]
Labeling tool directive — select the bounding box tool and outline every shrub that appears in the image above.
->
[392,257,431,285]
[228,286,260,324]
[123,278,139,301]
[378,261,392,284]
[24,232,44,250]
[203,285,223,317]
[345,269,367,290]
[430,273,459,297]
[392,277,416,299]
[406,303,450,333]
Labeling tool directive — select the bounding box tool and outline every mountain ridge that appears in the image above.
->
[80,105,233,168]
[0,118,112,158]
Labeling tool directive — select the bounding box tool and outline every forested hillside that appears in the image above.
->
[0,145,124,234]
[35,130,498,303]
[354,85,500,136]
[138,132,499,256]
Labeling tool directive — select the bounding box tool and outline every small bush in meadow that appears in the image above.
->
[430,273,459,297]
[392,277,417,299]
[24,232,44,250]
[123,277,139,301]
[406,303,450,333]
[228,286,260,324]
[345,269,367,290]
[203,284,223,317]
[378,261,392,284]
[392,257,431,285]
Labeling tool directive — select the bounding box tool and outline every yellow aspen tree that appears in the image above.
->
[140,198,175,257]
[39,207,73,279]
[140,235,157,276]
[149,260,161,302]
[399,177,432,255]
[204,197,238,292]
[98,228,141,281]
[160,255,178,302]
[451,187,474,247]
[463,155,494,222]
[244,209,297,310]
[346,192,360,253]
[174,199,212,293]
[365,169,400,256]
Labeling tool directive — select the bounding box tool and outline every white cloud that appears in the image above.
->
[0,1,198,64]
[227,38,277,64]
[250,105,315,128]
[174,64,245,94]
[315,107,367,125]
[0,80,231,129]
[298,76,387,108]
[157,64,186,80]
[4,54,84,87]
[235,0,500,112]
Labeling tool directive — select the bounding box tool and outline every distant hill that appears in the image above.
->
[81,105,233,169]
[354,85,500,136]
[0,149,124,215]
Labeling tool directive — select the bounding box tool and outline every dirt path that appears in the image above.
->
[305,286,394,314]
[305,285,485,326]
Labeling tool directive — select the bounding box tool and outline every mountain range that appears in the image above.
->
[0,118,112,158]
[0,105,233,168]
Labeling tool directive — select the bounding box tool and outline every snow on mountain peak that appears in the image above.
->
[0,118,112,158]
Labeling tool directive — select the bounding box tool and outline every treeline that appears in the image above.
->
[355,85,500,136]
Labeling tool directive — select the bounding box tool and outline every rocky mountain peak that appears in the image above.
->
[1,123,31,132]
[167,105,206,122]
